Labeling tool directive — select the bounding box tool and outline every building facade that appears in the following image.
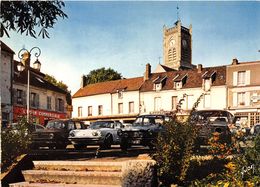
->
[72,63,227,123]
[13,60,69,125]
[227,59,260,127]
[1,41,15,126]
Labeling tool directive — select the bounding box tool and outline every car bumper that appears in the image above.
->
[69,137,103,145]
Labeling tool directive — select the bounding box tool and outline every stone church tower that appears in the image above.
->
[163,20,193,70]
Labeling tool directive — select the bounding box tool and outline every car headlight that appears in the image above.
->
[69,132,75,137]
[92,131,100,136]
[49,133,54,139]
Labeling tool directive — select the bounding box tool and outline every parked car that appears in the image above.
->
[250,123,260,138]
[190,110,233,146]
[118,114,172,150]
[30,119,85,149]
[68,120,124,150]
[2,123,45,135]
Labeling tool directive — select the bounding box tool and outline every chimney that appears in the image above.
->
[144,63,151,81]
[81,75,87,88]
[197,64,202,73]
[232,58,238,65]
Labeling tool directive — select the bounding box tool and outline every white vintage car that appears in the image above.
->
[68,120,123,150]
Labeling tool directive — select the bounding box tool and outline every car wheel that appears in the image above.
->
[101,135,113,149]
[74,144,85,150]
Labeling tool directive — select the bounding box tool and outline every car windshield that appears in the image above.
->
[90,121,113,129]
[46,121,66,129]
[192,111,232,123]
[133,116,164,126]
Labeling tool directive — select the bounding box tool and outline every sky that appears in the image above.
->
[2,1,260,95]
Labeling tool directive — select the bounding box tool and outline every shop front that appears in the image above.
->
[13,106,67,126]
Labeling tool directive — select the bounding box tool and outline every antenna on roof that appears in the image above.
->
[177,4,180,21]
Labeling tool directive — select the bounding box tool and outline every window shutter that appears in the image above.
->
[22,91,26,105]
[55,98,58,111]
[36,94,40,108]
[246,70,250,85]
[233,92,237,107]
[245,92,250,106]
[233,72,237,86]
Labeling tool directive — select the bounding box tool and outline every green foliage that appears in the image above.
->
[44,74,69,92]
[1,117,33,172]
[1,1,67,38]
[152,94,203,186]
[85,67,122,85]
[191,135,260,186]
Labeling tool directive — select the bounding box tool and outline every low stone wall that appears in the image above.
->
[122,159,157,187]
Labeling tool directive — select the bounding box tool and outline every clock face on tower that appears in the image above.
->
[169,39,176,47]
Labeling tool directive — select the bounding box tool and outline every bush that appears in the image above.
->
[1,117,32,172]
[152,94,203,186]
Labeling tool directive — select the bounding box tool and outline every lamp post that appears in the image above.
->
[17,47,41,122]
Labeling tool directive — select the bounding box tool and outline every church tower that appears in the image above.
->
[163,20,193,70]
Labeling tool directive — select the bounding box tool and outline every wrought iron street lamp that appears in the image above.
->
[17,47,41,122]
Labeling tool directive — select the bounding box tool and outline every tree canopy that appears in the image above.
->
[85,67,122,85]
[44,74,69,92]
[1,1,67,38]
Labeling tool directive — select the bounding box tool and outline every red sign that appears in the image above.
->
[13,106,67,125]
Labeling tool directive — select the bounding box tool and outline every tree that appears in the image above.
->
[85,67,122,85]
[45,74,68,91]
[1,1,67,38]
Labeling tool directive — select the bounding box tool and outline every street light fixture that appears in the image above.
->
[17,47,41,122]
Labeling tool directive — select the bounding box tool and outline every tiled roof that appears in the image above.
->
[73,77,144,98]
[140,66,226,92]
[1,41,15,54]
[14,60,68,95]
[73,65,226,98]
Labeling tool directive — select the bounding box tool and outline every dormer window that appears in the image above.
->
[202,71,216,91]
[173,74,187,89]
[118,90,123,99]
[174,81,182,89]
[153,75,167,91]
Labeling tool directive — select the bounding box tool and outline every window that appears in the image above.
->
[30,92,39,108]
[17,89,23,105]
[56,98,64,112]
[186,95,194,109]
[78,107,83,117]
[129,102,134,113]
[155,83,162,91]
[237,71,246,86]
[118,91,123,99]
[154,97,161,111]
[174,82,182,89]
[88,106,92,116]
[98,105,103,115]
[47,96,52,110]
[204,94,211,108]
[238,92,245,105]
[172,96,178,110]
[204,79,212,91]
[118,103,123,114]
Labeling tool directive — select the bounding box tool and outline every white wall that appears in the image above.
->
[72,93,112,118]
